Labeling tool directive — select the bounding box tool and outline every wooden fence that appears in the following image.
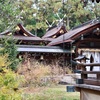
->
[80,63,100,86]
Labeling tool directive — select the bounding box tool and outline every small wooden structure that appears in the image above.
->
[48,19,100,99]
[76,63,100,85]
[75,63,100,100]
[76,84,100,100]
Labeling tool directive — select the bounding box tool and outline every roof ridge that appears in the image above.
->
[72,18,100,30]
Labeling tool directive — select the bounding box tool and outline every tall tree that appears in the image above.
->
[87,1,100,18]
[62,0,98,29]
[18,0,62,37]
[18,0,99,37]
[0,0,21,32]
[1,0,99,36]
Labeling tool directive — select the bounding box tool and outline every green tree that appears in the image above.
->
[0,55,22,100]
[0,0,21,32]
[0,37,19,70]
[87,1,100,18]
[17,0,99,37]
[17,0,63,37]
[61,0,98,29]
[1,0,98,37]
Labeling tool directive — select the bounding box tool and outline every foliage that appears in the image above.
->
[0,0,21,32]
[0,0,99,37]
[0,54,10,67]
[0,37,19,70]
[61,0,98,29]
[87,1,100,18]
[0,55,22,100]
[17,0,99,37]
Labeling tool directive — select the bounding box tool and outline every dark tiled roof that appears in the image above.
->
[42,25,67,38]
[17,23,35,37]
[0,23,42,41]
[0,23,35,37]
[48,20,100,46]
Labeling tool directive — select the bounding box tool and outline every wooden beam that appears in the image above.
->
[82,71,100,74]
[78,63,100,66]
[75,38,100,49]
[84,79,100,86]
[74,38,100,56]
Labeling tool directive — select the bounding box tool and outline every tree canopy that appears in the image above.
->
[0,0,21,32]
[0,0,100,36]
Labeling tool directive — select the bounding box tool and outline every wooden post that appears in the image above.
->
[81,73,87,79]
[97,74,100,80]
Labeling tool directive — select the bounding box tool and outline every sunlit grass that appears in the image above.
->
[23,85,80,100]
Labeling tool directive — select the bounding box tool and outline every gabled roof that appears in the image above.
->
[0,23,35,37]
[42,25,67,39]
[48,19,100,46]
[0,23,42,41]
[0,24,43,42]
[17,23,35,37]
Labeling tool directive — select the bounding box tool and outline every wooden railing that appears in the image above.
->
[78,63,100,86]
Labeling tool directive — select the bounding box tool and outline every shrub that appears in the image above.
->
[0,55,22,100]
[0,37,19,70]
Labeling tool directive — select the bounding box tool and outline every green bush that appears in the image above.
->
[0,37,19,70]
[0,55,22,100]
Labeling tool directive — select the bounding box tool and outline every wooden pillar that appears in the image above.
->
[97,74,100,80]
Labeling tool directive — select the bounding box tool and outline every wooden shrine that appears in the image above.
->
[0,23,42,45]
[48,18,100,100]
[0,23,71,65]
